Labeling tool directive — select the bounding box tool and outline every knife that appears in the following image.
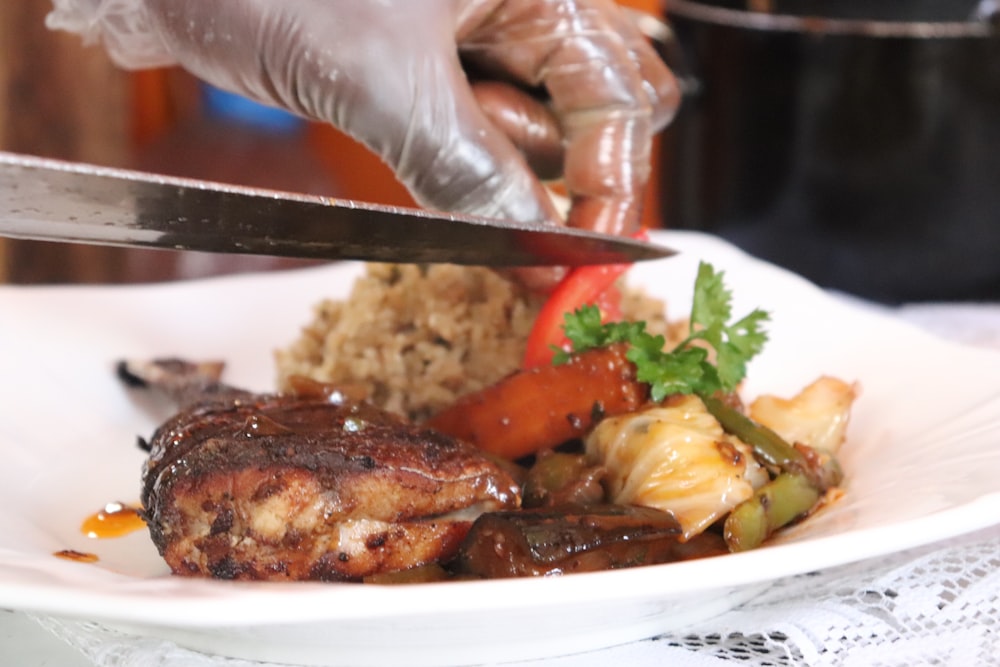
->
[0,151,674,267]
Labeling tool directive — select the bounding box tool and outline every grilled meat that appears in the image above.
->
[453,505,727,578]
[119,360,520,582]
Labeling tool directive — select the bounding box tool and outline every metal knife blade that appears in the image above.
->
[0,151,674,267]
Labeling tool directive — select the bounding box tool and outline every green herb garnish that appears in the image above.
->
[554,261,770,402]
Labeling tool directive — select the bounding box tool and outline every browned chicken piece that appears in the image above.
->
[118,360,521,582]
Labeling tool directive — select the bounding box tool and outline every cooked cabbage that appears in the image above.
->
[585,395,768,541]
[749,376,857,454]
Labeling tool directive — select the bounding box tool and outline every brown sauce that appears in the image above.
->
[54,549,99,563]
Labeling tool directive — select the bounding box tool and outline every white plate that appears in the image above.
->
[2,231,999,666]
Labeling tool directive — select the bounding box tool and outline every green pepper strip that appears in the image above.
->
[703,395,844,488]
[723,472,820,552]
[702,395,844,551]
[701,395,806,472]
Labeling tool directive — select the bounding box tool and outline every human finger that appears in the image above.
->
[609,7,682,131]
[459,0,665,235]
[471,81,564,181]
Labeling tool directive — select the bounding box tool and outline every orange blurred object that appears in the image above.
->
[306,123,417,208]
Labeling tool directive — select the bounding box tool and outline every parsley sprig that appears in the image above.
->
[554,262,770,402]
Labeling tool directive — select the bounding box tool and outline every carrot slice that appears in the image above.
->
[425,344,648,460]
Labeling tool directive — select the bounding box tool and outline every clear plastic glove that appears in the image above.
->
[48,0,678,288]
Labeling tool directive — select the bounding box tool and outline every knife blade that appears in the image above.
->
[0,151,674,267]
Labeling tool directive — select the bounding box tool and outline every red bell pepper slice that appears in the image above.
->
[522,230,648,368]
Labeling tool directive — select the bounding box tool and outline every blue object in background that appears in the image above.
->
[200,84,304,134]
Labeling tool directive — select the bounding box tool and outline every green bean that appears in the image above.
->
[724,472,821,552]
[702,394,843,489]
[701,395,804,471]
[703,393,845,551]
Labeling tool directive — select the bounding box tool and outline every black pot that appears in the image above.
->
[660,0,1000,303]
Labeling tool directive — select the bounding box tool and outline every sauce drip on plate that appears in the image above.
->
[54,549,99,563]
[81,502,146,539]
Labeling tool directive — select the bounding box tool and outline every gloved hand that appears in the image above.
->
[49,0,678,287]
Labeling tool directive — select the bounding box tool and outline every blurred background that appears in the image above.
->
[659,0,1000,303]
[0,0,665,285]
[5,1,1000,302]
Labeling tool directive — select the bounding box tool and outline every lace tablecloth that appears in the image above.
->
[8,301,1000,667]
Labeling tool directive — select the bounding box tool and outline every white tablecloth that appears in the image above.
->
[7,301,1000,667]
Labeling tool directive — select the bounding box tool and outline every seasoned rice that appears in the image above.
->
[276,264,681,421]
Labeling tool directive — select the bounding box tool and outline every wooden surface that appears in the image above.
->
[0,5,327,284]
[0,1,128,161]
[0,0,131,284]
